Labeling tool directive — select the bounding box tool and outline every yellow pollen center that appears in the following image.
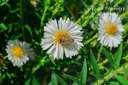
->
[13,46,24,58]
[106,23,117,35]
[53,30,69,44]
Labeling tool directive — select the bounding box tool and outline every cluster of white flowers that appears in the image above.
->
[6,12,124,66]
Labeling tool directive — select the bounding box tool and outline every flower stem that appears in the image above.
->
[94,63,128,85]
[20,0,25,40]
[76,0,99,24]
[84,33,98,45]
[97,46,103,62]
[39,0,50,42]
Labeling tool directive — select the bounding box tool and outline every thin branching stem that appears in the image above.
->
[20,0,25,40]
[94,59,128,85]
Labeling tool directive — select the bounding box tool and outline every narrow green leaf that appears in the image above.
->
[53,72,67,85]
[72,82,78,85]
[32,76,40,85]
[115,75,128,85]
[42,0,47,9]
[63,74,85,85]
[0,23,6,30]
[50,73,58,85]
[32,63,41,74]
[113,44,122,66]
[32,56,48,73]
[24,77,31,85]
[49,57,56,66]
[0,0,9,7]
[24,24,32,36]
[109,82,120,85]
[103,47,117,68]
[34,12,41,20]
[24,76,40,85]
[90,50,100,76]
[80,58,87,84]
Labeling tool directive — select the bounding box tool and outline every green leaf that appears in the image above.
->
[0,23,6,30]
[0,0,9,7]
[113,44,122,66]
[90,50,100,76]
[24,77,31,85]
[32,56,49,73]
[72,82,78,85]
[124,67,128,75]
[24,24,32,36]
[115,75,128,85]
[24,76,40,85]
[49,57,56,66]
[32,76,40,85]
[80,58,87,84]
[63,74,85,85]
[109,82,120,85]
[53,72,67,85]
[42,0,48,9]
[34,12,41,20]
[49,73,58,85]
[103,47,117,68]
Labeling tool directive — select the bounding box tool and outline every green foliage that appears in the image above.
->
[63,73,85,85]
[109,82,120,85]
[90,50,100,76]
[49,73,58,85]
[115,75,128,85]
[80,58,87,84]
[0,0,9,7]
[113,44,122,66]
[53,72,68,85]
[0,0,128,85]
[0,23,6,30]
[103,47,118,68]
[24,76,40,85]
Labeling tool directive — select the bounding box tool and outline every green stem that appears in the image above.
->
[98,59,108,68]
[94,63,128,85]
[20,0,25,40]
[39,0,50,42]
[84,33,98,45]
[97,46,103,62]
[76,0,99,24]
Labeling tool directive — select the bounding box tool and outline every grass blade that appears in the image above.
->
[80,58,87,84]
[49,73,58,85]
[103,47,117,68]
[90,50,100,76]
[115,75,128,85]
[113,44,122,66]
[63,73,84,85]
[53,72,67,85]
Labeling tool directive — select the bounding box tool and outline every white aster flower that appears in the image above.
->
[6,40,35,66]
[98,12,124,47]
[41,18,83,60]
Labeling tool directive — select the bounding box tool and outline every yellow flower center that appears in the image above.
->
[106,23,117,35]
[13,46,24,58]
[53,29,71,45]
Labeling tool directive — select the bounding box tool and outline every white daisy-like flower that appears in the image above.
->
[98,12,124,47]
[6,40,35,66]
[41,18,83,60]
